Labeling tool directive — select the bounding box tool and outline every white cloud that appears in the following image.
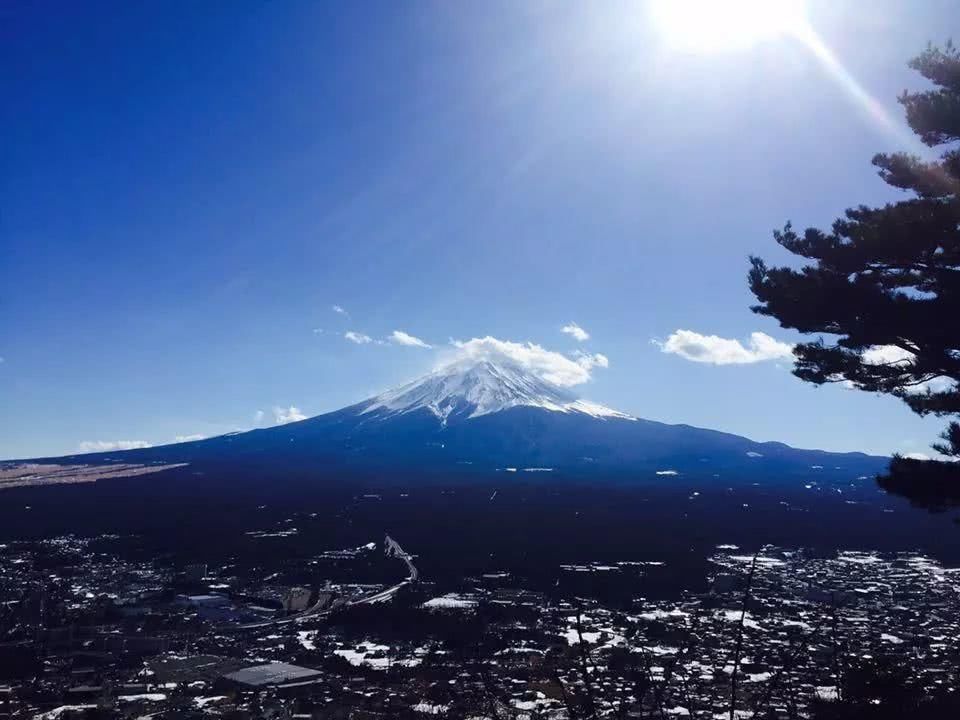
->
[657,330,794,365]
[273,406,307,425]
[561,322,590,342]
[855,345,956,394]
[344,331,373,344]
[389,330,432,349]
[917,376,956,393]
[448,336,608,387]
[253,409,265,424]
[312,328,324,335]
[174,434,206,443]
[574,350,609,370]
[332,304,347,315]
[862,345,914,366]
[903,452,931,461]
[78,440,153,453]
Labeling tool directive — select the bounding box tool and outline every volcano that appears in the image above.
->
[10,356,888,485]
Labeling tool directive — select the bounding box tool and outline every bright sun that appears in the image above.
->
[650,0,807,53]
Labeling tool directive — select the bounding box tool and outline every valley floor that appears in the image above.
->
[0,473,958,718]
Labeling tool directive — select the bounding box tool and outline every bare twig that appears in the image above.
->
[729,552,760,720]
[574,607,598,720]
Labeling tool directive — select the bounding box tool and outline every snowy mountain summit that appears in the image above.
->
[361,358,634,425]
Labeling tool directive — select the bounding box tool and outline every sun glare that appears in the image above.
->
[650,0,807,53]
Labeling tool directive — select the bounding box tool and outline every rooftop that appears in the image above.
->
[222,662,322,688]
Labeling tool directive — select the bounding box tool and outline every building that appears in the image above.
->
[219,662,322,690]
[283,587,312,613]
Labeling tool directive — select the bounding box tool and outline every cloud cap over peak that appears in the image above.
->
[446,336,609,387]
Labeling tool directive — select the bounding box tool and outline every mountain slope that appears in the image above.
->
[13,357,888,483]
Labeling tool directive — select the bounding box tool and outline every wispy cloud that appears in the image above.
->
[344,331,373,344]
[656,330,794,365]
[273,406,307,424]
[174,434,206,443]
[312,328,324,335]
[78,440,153,453]
[574,350,609,370]
[449,336,608,387]
[253,409,265,425]
[389,330,432,349]
[332,304,348,316]
[561,322,590,342]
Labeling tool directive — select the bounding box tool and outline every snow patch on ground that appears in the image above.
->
[412,702,450,714]
[815,686,839,701]
[728,555,787,568]
[637,608,690,621]
[718,609,762,630]
[837,551,882,565]
[423,593,478,611]
[194,696,228,708]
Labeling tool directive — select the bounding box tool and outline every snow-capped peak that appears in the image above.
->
[361,358,634,424]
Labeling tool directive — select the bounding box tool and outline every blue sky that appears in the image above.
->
[2,0,955,459]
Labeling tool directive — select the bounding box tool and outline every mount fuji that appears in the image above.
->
[17,356,888,485]
[361,358,635,424]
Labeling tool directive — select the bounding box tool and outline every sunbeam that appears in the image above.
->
[792,22,925,154]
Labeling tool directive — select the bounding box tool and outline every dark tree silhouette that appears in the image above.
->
[749,43,960,507]
[810,656,960,720]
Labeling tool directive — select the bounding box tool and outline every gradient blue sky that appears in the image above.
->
[2,0,955,459]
